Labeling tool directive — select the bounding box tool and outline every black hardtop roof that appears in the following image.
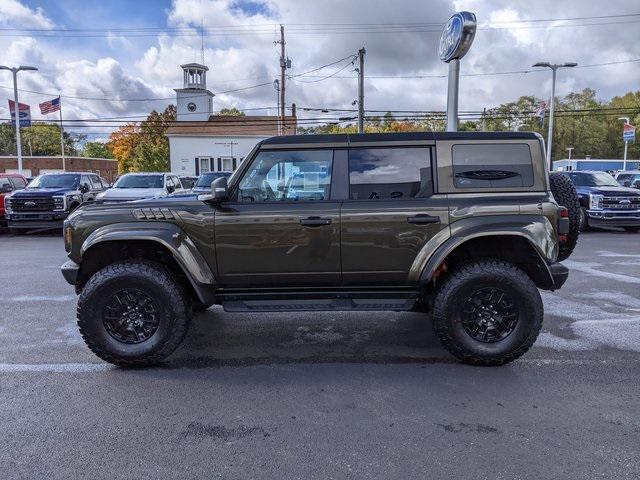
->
[260,131,540,146]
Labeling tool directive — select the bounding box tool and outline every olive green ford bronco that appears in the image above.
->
[61,132,580,367]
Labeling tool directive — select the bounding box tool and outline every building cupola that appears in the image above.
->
[175,63,214,121]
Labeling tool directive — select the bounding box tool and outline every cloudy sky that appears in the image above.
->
[0,0,638,139]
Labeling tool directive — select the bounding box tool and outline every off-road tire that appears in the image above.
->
[432,259,543,366]
[77,261,192,367]
[549,172,580,261]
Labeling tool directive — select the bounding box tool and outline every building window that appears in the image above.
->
[221,157,234,172]
[199,157,211,173]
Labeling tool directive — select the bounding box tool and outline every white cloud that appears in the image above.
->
[0,0,54,28]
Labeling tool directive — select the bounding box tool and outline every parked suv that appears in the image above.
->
[0,173,28,227]
[61,132,578,367]
[562,170,640,232]
[6,172,106,233]
[97,173,183,202]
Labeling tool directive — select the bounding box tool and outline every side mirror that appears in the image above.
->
[1,184,13,194]
[211,176,228,201]
[633,180,640,189]
[80,183,90,193]
[167,184,175,194]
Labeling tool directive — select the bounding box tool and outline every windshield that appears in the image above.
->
[114,175,163,189]
[28,174,80,189]
[568,172,619,187]
[195,172,231,187]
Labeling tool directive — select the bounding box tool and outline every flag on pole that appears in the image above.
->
[8,99,32,127]
[534,101,546,127]
[39,96,61,114]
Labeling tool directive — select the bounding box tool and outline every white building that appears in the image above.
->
[168,63,296,177]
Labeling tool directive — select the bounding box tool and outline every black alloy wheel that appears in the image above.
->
[102,288,160,344]
[460,287,518,343]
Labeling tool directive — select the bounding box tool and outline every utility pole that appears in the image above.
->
[0,65,38,175]
[279,25,286,134]
[481,107,486,131]
[357,47,365,133]
[532,62,578,168]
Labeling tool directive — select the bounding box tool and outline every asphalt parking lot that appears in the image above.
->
[1,230,639,479]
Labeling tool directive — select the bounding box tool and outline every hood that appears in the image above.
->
[577,185,640,196]
[100,188,166,200]
[11,187,76,197]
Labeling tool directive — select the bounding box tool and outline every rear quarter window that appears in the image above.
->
[452,143,534,188]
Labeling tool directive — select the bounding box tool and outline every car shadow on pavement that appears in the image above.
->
[163,307,456,369]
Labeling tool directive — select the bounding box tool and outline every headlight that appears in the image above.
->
[67,194,80,203]
[53,196,66,211]
[4,196,12,213]
[589,193,603,210]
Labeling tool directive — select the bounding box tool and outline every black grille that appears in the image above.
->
[10,197,55,212]
[603,196,640,210]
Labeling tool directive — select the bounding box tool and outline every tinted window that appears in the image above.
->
[89,175,102,189]
[567,172,619,187]
[452,144,533,188]
[348,147,432,200]
[10,177,26,189]
[114,175,164,189]
[29,174,80,189]
[0,178,11,190]
[238,149,333,202]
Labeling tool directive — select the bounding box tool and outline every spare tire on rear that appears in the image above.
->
[549,172,580,261]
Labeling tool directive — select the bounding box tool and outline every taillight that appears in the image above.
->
[559,207,569,218]
[559,234,568,243]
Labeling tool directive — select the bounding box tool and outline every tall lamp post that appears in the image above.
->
[0,65,38,175]
[532,62,577,169]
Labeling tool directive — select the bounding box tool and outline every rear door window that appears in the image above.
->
[452,143,533,188]
[348,147,433,200]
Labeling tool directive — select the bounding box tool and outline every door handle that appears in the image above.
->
[300,216,332,227]
[407,214,440,224]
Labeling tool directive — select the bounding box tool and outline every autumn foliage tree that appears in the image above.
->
[108,105,176,174]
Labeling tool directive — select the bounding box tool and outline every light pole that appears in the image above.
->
[532,62,577,169]
[618,117,630,171]
[566,147,574,160]
[0,65,38,175]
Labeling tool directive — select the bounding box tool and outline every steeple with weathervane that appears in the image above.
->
[175,63,214,121]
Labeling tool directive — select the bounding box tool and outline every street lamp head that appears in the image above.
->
[562,62,578,68]
[0,65,12,71]
[18,65,38,72]
[532,62,551,68]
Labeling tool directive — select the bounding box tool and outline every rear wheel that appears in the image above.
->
[77,261,192,367]
[549,172,580,261]
[432,259,543,366]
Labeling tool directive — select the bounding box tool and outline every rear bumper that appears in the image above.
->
[548,262,569,290]
[61,260,79,285]
[587,209,640,227]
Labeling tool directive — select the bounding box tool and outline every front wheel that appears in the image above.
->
[432,259,543,366]
[579,208,591,232]
[77,261,192,367]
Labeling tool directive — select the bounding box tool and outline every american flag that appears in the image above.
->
[39,96,61,115]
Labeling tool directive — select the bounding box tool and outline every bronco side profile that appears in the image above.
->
[61,132,578,367]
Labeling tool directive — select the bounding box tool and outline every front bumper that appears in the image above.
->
[61,260,80,285]
[6,211,68,229]
[587,209,640,227]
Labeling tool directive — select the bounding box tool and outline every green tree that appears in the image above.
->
[218,107,245,116]
[83,141,114,158]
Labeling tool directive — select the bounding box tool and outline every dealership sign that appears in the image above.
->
[438,12,477,63]
[623,123,636,142]
[8,99,31,127]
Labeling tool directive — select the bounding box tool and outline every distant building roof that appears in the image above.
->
[166,115,297,137]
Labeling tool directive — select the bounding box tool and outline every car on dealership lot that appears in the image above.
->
[0,173,28,227]
[96,172,184,202]
[615,170,640,189]
[561,170,640,232]
[179,176,198,190]
[5,172,107,234]
[61,131,579,368]
[191,171,233,194]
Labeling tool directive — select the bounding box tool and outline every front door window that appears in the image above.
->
[237,150,333,202]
